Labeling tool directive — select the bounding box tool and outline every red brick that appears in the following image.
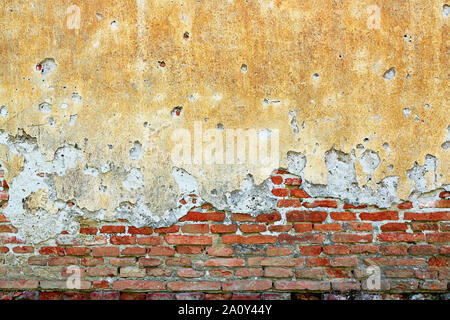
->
[154,225,180,234]
[256,211,282,223]
[285,178,302,186]
[181,224,209,234]
[277,199,302,208]
[342,222,372,232]
[323,245,350,255]
[166,257,191,267]
[350,245,379,254]
[409,245,438,255]
[293,223,313,232]
[81,258,104,267]
[110,235,136,245]
[331,257,358,267]
[209,269,233,278]
[12,246,34,253]
[80,227,98,235]
[419,200,450,208]
[359,211,398,221]
[0,214,8,222]
[380,245,408,255]
[428,256,449,268]
[48,257,79,266]
[331,233,372,243]
[147,246,175,256]
[128,226,153,235]
[426,233,450,243]
[0,246,8,253]
[28,256,48,266]
[439,191,450,198]
[279,233,325,244]
[165,235,212,245]
[177,268,205,278]
[363,257,426,266]
[286,211,327,222]
[120,292,147,300]
[138,258,162,267]
[0,280,39,289]
[377,233,425,243]
[397,202,413,209]
[176,246,205,254]
[314,223,341,231]
[240,224,266,233]
[65,247,90,256]
[235,268,263,277]
[137,236,163,245]
[264,267,293,278]
[206,247,233,257]
[231,214,255,222]
[121,247,146,256]
[331,281,361,291]
[202,258,245,267]
[268,225,292,232]
[109,258,135,267]
[272,188,289,197]
[222,235,277,244]
[211,224,237,233]
[404,212,450,221]
[381,223,408,232]
[343,204,367,209]
[290,189,310,198]
[266,246,293,256]
[411,222,438,232]
[146,292,176,300]
[271,176,283,185]
[0,225,18,233]
[167,281,221,291]
[330,212,356,221]
[90,291,119,300]
[306,257,330,267]
[232,293,261,300]
[298,245,322,256]
[303,200,338,208]
[1,236,25,244]
[100,225,125,234]
[179,212,225,222]
[87,267,117,277]
[92,247,119,257]
[112,280,164,290]
[222,280,272,291]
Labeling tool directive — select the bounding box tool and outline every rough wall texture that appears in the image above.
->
[0,0,449,299]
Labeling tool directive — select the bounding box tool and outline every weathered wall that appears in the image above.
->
[0,0,449,299]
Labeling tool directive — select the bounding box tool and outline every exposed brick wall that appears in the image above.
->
[0,168,449,300]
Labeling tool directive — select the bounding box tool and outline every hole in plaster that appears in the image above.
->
[241,64,248,72]
[38,102,52,114]
[60,103,68,109]
[444,4,450,16]
[48,117,55,126]
[96,13,103,19]
[107,144,113,150]
[217,123,224,130]
[36,58,56,75]
[110,20,118,30]
[129,141,143,160]
[403,108,411,117]
[171,106,183,117]
[383,67,396,80]
[383,142,390,151]
[387,165,394,170]
[0,105,8,117]
[424,104,431,109]
[183,31,190,39]
[158,60,166,68]
[313,73,319,79]
[69,114,77,125]
[72,93,82,102]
